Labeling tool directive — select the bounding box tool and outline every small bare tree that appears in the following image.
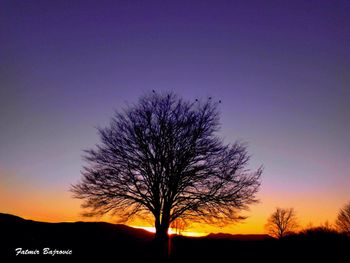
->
[170,218,188,235]
[265,208,299,238]
[71,92,262,242]
[336,201,350,235]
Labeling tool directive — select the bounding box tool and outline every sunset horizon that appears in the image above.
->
[1,0,349,260]
[1,160,346,236]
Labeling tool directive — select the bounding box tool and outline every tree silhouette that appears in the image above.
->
[336,201,350,235]
[265,208,298,238]
[170,218,188,235]
[71,92,262,243]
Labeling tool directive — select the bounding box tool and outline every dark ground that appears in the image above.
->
[1,213,349,262]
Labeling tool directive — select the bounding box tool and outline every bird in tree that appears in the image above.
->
[336,201,350,235]
[265,207,299,238]
[71,92,262,243]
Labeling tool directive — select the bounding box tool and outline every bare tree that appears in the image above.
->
[265,208,299,238]
[71,92,262,242]
[336,201,350,235]
[170,218,188,235]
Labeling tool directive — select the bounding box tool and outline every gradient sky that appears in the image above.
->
[1,0,349,234]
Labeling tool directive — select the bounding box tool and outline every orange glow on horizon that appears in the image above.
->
[1,170,347,235]
[130,226,207,237]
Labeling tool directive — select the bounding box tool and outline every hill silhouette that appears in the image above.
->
[1,213,349,261]
[0,213,154,260]
[206,232,272,241]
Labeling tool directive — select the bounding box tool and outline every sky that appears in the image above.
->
[1,0,349,234]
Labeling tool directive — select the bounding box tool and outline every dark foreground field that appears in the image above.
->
[1,213,349,262]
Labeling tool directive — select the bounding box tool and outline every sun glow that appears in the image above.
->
[131,226,207,237]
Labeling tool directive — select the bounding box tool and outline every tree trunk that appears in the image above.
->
[155,225,169,242]
[155,207,170,242]
[154,213,170,260]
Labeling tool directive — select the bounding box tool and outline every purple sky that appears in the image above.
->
[1,0,349,231]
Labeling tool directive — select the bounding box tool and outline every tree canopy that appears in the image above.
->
[71,92,262,240]
[336,201,350,235]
